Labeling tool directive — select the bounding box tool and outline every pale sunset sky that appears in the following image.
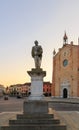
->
[0,0,79,87]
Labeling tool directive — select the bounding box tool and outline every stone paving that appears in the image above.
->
[0,112,22,127]
[57,111,79,130]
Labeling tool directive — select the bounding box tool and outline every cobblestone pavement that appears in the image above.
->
[0,111,79,130]
[0,112,22,127]
[56,111,79,130]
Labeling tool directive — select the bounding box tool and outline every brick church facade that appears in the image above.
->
[52,33,79,98]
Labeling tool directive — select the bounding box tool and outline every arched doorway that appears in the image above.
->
[63,88,67,98]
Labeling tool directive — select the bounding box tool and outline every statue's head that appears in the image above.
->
[34,40,38,46]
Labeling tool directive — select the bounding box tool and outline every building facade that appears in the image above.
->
[8,82,51,97]
[0,84,5,96]
[52,33,79,98]
[9,83,31,96]
[43,82,52,96]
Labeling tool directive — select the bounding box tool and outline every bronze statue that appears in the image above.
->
[31,40,43,68]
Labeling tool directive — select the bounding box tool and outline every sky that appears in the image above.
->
[0,0,79,87]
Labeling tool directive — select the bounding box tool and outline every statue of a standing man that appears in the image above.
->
[31,40,43,69]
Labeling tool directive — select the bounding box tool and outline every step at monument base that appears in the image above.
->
[9,118,60,125]
[1,100,67,130]
[1,125,66,130]
[17,113,54,119]
[1,111,66,130]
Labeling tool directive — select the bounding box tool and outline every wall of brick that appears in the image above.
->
[52,43,79,98]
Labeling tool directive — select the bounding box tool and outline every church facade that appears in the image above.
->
[52,33,79,98]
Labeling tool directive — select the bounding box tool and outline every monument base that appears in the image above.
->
[1,100,67,130]
[23,100,48,114]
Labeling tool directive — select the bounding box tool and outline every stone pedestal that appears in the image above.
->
[27,68,46,100]
[23,100,48,114]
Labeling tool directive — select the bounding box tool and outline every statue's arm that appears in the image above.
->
[31,47,34,58]
[39,46,43,56]
[41,46,43,54]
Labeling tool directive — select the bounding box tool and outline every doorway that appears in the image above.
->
[63,88,67,98]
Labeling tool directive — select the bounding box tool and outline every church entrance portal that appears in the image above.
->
[63,88,67,98]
